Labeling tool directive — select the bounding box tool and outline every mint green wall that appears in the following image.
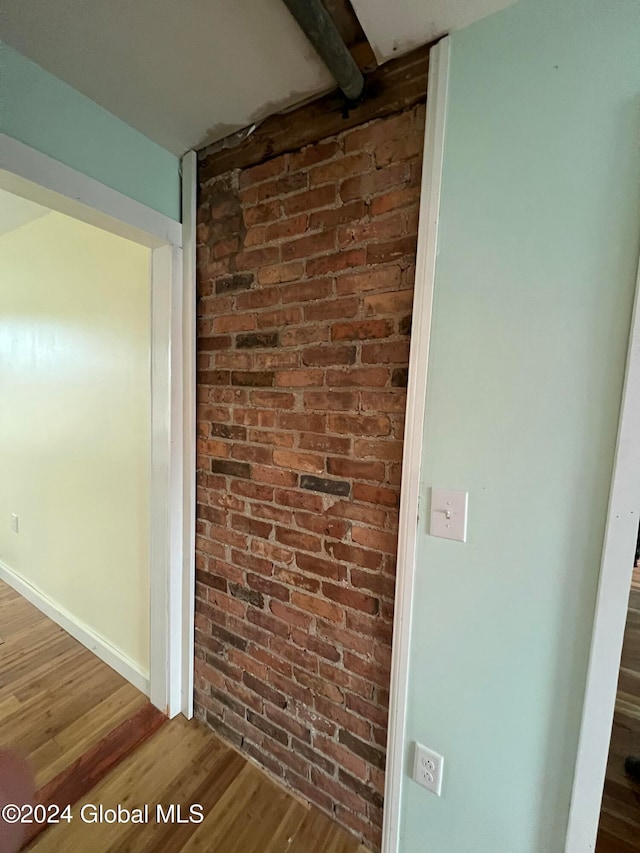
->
[0,43,180,221]
[400,1,640,851]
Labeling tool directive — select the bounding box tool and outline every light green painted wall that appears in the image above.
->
[0,42,181,221]
[400,1,640,851]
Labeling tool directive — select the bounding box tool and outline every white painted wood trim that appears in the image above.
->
[0,133,181,248]
[149,244,185,718]
[564,253,640,851]
[381,36,451,853]
[180,151,197,719]
[0,560,149,695]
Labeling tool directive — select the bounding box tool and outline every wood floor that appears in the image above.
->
[0,579,151,790]
[597,587,640,851]
[1,580,367,852]
[28,714,369,853]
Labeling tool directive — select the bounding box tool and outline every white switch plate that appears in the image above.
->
[10,513,19,534]
[413,742,444,796]
[430,489,468,542]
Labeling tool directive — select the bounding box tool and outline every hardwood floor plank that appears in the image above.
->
[29,717,369,853]
[1,579,369,853]
[598,587,640,850]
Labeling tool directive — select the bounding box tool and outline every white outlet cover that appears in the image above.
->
[413,742,444,796]
[430,488,468,542]
[10,513,19,534]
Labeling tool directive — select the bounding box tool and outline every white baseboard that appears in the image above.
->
[0,559,150,696]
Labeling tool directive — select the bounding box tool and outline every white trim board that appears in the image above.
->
[381,36,451,853]
[564,252,640,850]
[180,150,197,720]
[0,134,192,720]
[0,133,181,249]
[0,560,149,695]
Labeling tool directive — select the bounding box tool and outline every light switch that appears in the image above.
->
[429,489,468,542]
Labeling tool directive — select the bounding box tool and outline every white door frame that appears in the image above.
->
[0,133,195,719]
[564,253,640,850]
[381,36,451,853]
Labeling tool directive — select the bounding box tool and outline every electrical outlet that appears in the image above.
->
[413,742,444,796]
[10,514,19,534]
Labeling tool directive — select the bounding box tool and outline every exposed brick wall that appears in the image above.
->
[195,103,425,851]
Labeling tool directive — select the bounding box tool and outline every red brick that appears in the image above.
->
[331,319,394,342]
[325,541,382,571]
[352,483,399,507]
[213,314,256,333]
[326,367,389,387]
[256,306,303,329]
[327,457,385,481]
[338,214,405,248]
[274,369,323,388]
[250,503,294,525]
[363,288,413,316]
[289,140,340,171]
[350,569,396,599]
[243,199,281,226]
[354,438,403,461]
[302,345,356,367]
[274,488,324,512]
[298,433,351,455]
[308,200,367,231]
[270,599,313,629]
[292,513,348,540]
[328,414,391,436]
[336,266,402,295]
[304,391,359,412]
[281,230,335,262]
[304,296,359,322]
[296,552,347,582]
[314,734,368,780]
[367,236,417,265]
[374,131,424,167]
[281,326,330,346]
[252,465,298,487]
[247,429,295,448]
[254,351,301,370]
[306,249,366,277]
[343,111,415,153]
[257,261,304,285]
[282,185,337,215]
[340,162,408,202]
[322,583,379,615]
[251,539,295,566]
[264,214,308,242]
[250,391,295,409]
[290,591,343,623]
[273,567,320,594]
[239,156,287,188]
[275,527,323,553]
[272,449,324,474]
[280,278,333,304]
[361,390,407,412]
[309,153,373,187]
[314,697,371,741]
[235,287,281,311]
[361,340,410,364]
[370,185,421,216]
[235,246,280,270]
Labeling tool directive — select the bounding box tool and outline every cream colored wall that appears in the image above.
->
[0,209,151,673]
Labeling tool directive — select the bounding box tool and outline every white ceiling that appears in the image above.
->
[0,189,50,238]
[0,0,516,157]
